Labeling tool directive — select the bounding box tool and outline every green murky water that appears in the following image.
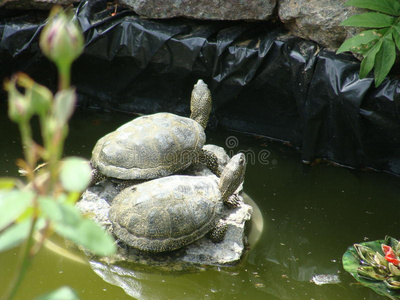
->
[1,105,399,300]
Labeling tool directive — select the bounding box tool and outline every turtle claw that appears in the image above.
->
[225,194,241,208]
[209,220,228,243]
[116,180,140,191]
[90,168,107,186]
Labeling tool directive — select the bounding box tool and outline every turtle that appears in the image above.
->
[108,153,247,253]
[90,79,219,184]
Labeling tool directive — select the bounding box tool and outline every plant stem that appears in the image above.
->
[3,215,38,300]
[57,62,71,90]
[19,121,35,171]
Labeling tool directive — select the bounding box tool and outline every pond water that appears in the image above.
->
[1,104,400,300]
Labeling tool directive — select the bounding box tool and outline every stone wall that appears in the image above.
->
[118,0,277,21]
[118,0,363,50]
[1,0,365,50]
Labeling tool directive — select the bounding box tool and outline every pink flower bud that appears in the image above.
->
[39,8,84,67]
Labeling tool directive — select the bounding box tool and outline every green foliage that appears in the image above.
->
[60,158,92,192]
[0,220,33,252]
[337,0,400,87]
[0,190,33,231]
[0,7,116,300]
[344,0,400,15]
[0,178,20,190]
[343,236,400,299]
[341,12,396,28]
[39,197,115,256]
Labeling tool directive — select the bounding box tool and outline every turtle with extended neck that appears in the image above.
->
[109,153,247,252]
[90,80,219,184]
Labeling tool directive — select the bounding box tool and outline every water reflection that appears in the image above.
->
[83,192,263,299]
[1,106,398,299]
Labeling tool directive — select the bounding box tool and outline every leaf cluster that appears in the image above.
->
[0,7,116,300]
[0,75,115,257]
[343,236,400,299]
[337,0,400,87]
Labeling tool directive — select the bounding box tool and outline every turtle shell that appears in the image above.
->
[91,113,205,180]
[109,175,223,252]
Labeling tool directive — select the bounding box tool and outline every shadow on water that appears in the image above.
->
[1,104,398,299]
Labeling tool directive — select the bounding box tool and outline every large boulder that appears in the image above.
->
[278,0,364,50]
[1,0,79,10]
[117,0,277,20]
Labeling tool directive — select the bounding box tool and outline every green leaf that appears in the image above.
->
[337,29,386,54]
[14,73,52,118]
[374,34,396,86]
[0,190,33,231]
[0,218,45,252]
[385,236,400,250]
[359,39,383,78]
[0,178,18,190]
[340,12,396,28]
[39,198,116,256]
[35,286,79,300]
[0,219,31,251]
[71,218,116,256]
[53,88,76,128]
[393,24,400,50]
[60,157,91,192]
[345,0,400,16]
[30,82,53,118]
[5,76,33,123]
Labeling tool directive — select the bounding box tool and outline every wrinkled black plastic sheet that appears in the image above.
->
[1,0,400,175]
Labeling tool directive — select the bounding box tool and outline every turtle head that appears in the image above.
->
[218,153,247,201]
[190,79,212,129]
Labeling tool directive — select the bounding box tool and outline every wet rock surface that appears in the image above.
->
[77,145,253,269]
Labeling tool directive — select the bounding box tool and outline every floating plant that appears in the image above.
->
[343,236,400,299]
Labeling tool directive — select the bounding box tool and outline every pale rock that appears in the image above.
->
[278,0,365,50]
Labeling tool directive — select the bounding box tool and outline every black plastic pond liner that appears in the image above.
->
[1,0,400,175]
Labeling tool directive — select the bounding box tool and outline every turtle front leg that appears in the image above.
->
[199,149,221,177]
[116,180,144,191]
[224,194,241,208]
[90,167,107,186]
[209,219,228,242]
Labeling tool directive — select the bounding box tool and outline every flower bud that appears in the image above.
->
[39,7,84,68]
[4,75,33,122]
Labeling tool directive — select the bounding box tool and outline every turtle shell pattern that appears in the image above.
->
[109,175,224,252]
[91,113,205,180]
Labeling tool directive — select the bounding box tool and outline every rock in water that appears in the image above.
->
[77,145,253,268]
